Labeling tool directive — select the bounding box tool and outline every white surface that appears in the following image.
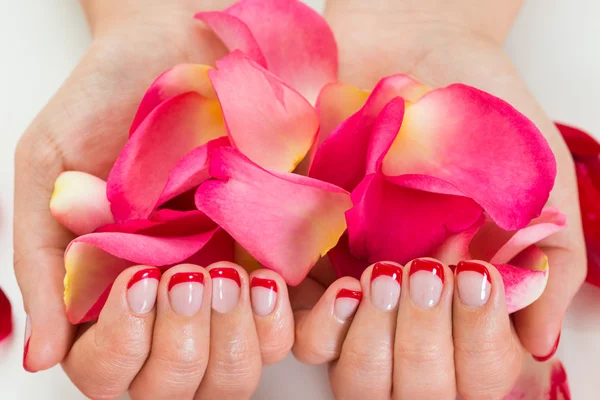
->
[0,0,599,399]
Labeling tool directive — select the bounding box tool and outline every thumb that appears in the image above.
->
[14,131,75,372]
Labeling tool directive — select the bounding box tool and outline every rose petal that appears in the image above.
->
[0,287,12,343]
[64,228,219,324]
[496,245,549,314]
[130,64,217,134]
[505,356,570,400]
[328,233,370,280]
[209,51,319,172]
[108,92,225,222]
[310,74,428,191]
[346,173,483,264]
[50,171,114,235]
[195,147,352,285]
[575,162,600,287]
[468,208,566,264]
[433,215,486,266]
[382,84,556,230]
[198,0,338,102]
[556,122,600,157]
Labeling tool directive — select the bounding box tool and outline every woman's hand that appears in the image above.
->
[12,1,296,397]
[294,259,522,399]
[62,262,293,399]
[297,0,585,361]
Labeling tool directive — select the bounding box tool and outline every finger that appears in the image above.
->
[129,264,211,399]
[248,270,294,365]
[393,258,455,400]
[330,262,400,400]
[195,262,262,400]
[292,276,362,365]
[14,132,75,371]
[453,260,523,399]
[513,242,586,360]
[62,266,159,399]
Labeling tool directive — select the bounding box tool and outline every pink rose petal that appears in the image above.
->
[50,171,114,235]
[108,92,226,222]
[328,233,370,280]
[198,0,338,102]
[310,74,428,191]
[505,356,570,400]
[347,172,483,265]
[195,147,352,285]
[209,51,319,172]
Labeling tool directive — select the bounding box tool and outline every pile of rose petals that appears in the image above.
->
[0,287,12,343]
[46,0,596,396]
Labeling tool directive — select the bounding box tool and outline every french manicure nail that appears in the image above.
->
[456,261,491,308]
[210,268,241,313]
[168,272,205,316]
[127,268,160,314]
[409,259,444,308]
[370,262,402,311]
[334,289,362,321]
[251,277,278,316]
[533,333,561,362]
[23,314,32,372]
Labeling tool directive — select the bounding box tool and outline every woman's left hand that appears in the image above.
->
[293,258,522,400]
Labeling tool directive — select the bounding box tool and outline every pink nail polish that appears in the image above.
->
[409,259,444,308]
[250,277,278,316]
[23,314,32,372]
[168,272,205,316]
[127,268,160,315]
[210,268,241,314]
[456,261,491,308]
[334,289,362,321]
[370,262,402,311]
[533,333,561,362]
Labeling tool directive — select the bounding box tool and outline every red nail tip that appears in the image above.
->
[371,262,402,285]
[23,338,33,372]
[336,289,363,301]
[251,277,278,292]
[533,333,561,362]
[168,272,205,291]
[410,259,445,283]
[456,261,491,284]
[209,268,241,287]
[127,268,161,289]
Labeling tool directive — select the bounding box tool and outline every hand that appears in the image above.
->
[62,262,293,399]
[294,259,522,399]
[14,0,242,376]
[294,0,586,361]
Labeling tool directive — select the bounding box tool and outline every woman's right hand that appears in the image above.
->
[13,1,297,398]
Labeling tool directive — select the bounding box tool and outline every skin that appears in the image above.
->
[13,0,586,398]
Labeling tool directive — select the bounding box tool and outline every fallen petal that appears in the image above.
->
[556,122,600,157]
[50,171,114,235]
[108,92,226,222]
[0,288,12,343]
[383,84,556,230]
[195,147,352,285]
[496,245,549,314]
[505,355,570,400]
[200,0,338,102]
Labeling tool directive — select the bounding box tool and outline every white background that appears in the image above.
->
[1,0,599,399]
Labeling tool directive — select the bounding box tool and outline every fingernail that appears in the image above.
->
[370,262,402,311]
[23,314,32,372]
[533,333,561,362]
[210,268,241,313]
[127,268,160,314]
[334,289,362,321]
[168,272,205,316]
[456,261,491,308]
[409,259,444,308]
[250,277,278,316]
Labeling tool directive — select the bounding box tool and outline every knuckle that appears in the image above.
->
[395,340,448,366]
[341,342,392,378]
[151,352,209,382]
[293,322,338,364]
[208,339,261,392]
[260,336,293,365]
